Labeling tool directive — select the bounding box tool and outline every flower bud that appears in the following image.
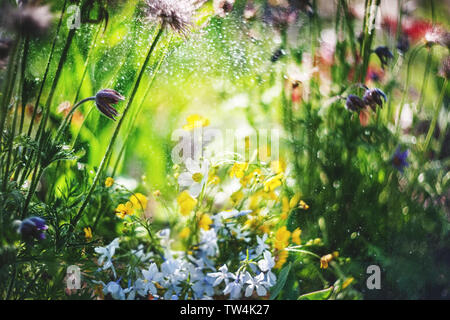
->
[345,94,365,112]
[374,46,393,68]
[95,89,124,121]
[363,88,387,111]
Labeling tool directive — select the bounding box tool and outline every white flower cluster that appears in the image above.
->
[93,224,277,300]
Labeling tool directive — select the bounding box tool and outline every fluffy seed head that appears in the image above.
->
[144,0,207,36]
[9,4,53,36]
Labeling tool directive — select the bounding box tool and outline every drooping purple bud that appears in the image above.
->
[18,216,48,240]
[363,88,387,112]
[95,89,124,121]
[345,94,365,112]
[374,46,394,68]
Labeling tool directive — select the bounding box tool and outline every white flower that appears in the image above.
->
[223,273,245,299]
[191,268,215,299]
[257,250,275,272]
[178,158,209,198]
[245,272,268,297]
[199,229,219,256]
[103,281,126,300]
[255,234,269,256]
[138,263,163,296]
[94,238,120,277]
[208,264,232,287]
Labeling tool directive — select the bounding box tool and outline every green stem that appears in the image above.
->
[111,35,173,177]
[0,37,20,152]
[2,37,24,189]
[417,47,433,113]
[27,0,68,137]
[395,44,424,134]
[72,26,164,229]
[55,96,96,141]
[360,0,380,83]
[422,78,448,154]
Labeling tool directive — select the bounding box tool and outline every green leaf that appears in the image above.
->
[270,262,291,300]
[298,286,334,300]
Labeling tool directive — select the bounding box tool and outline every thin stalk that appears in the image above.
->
[18,35,30,136]
[417,47,433,113]
[0,37,20,150]
[111,35,173,177]
[422,78,448,154]
[22,28,76,195]
[3,38,25,187]
[35,28,76,142]
[73,24,103,105]
[395,44,424,134]
[72,26,164,229]
[27,0,68,137]
[360,0,380,83]
[55,96,96,141]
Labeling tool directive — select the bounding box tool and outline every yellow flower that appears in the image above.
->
[264,173,283,192]
[274,226,291,250]
[179,227,190,239]
[313,237,322,245]
[177,191,197,216]
[208,174,220,185]
[299,200,309,210]
[229,162,248,179]
[320,253,334,269]
[130,193,148,210]
[83,227,92,240]
[289,193,301,208]
[240,168,261,187]
[342,277,354,289]
[270,159,286,174]
[198,214,213,230]
[259,221,273,234]
[182,114,210,130]
[105,177,114,188]
[115,201,134,219]
[292,227,302,245]
[230,190,244,205]
[281,196,289,220]
[275,250,289,269]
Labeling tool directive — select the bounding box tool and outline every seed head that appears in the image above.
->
[214,0,235,18]
[144,0,207,36]
[438,56,450,79]
[9,4,53,37]
[95,89,124,121]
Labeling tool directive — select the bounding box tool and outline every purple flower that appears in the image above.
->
[345,95,365,112]
[392,148,409,172]
[374,46,394,68]
[363,88,387,112]
[18,216,48,240]
[95,89,124,121]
